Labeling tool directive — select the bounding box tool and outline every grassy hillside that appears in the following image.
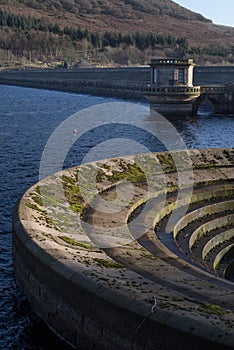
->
[0,0,233,68]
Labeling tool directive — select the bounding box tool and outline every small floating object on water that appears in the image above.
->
[73,129,77,134]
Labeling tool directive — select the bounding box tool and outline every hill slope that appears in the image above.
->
[1,0,211,22]
[0,0,234,68]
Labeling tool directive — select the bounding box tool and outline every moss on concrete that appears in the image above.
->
[59,236,94,250]
[26,202,45,213]
[106,162,146,183]
[199,304,229,316]
[61,174,83,203]
[93,258,124,269]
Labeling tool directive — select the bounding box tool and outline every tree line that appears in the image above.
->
[0,9,232,66]
[0,9,188,51]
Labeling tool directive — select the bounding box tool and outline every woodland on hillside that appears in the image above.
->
[0,0,233,68]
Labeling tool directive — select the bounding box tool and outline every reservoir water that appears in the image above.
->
[0,85,233,349]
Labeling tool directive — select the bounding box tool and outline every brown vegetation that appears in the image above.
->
[0,0,234,68]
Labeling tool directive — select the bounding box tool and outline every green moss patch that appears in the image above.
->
[97,161,147,183]
[26,202,45,213]
[31,194,44,206]
[93,258,124,268]
[59,235,94,249]
[199,304,229,315]
[157,153,176,173]
[61,173,85,209]
[70,203,83,213]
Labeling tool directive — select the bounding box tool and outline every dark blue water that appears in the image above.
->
[0,85,233,349]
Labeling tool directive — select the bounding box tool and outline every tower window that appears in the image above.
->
[178,68,185,83]
[153,68,157,83]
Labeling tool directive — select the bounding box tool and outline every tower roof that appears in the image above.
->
[150,58,195,66]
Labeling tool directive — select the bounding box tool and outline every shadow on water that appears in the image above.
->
[197,98,214,117]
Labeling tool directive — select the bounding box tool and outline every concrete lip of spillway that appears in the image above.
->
[12,148,234,350]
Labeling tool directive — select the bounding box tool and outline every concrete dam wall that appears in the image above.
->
[0,66,234,100]
[12,148,234,350]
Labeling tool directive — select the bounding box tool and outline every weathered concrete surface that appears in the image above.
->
[174,200,234,239]
[12,148,234,349]
[202,229,234,260]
